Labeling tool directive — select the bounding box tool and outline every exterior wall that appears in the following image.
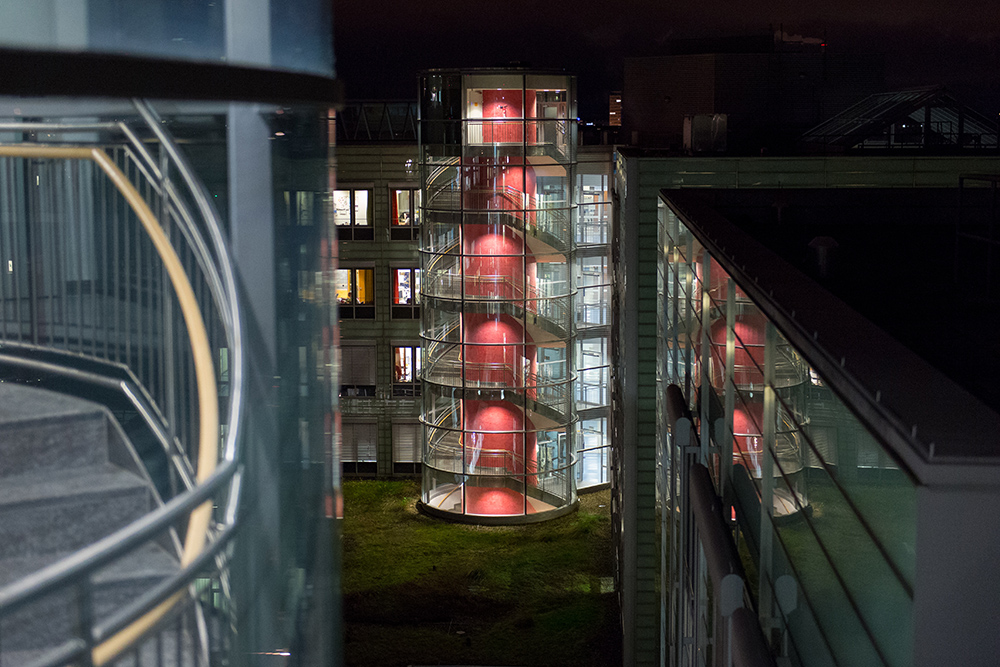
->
[613,152,661,666]
[336,143,422,476]
[613,151,1000,667]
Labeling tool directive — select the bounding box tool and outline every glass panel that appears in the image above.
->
[354,190,370,226]
[355,268,374,305]
[392,189,411,225]
[334,268,351,303]
[393,346,415,382]
[333,190,351,226]
[394,268,413,305]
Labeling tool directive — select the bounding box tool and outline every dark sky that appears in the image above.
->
[333,0,1000,122]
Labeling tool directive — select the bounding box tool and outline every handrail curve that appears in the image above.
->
[0,143,219,665]
[0,104,242,666]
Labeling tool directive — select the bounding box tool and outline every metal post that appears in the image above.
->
[759,321,777,623]
[683,236,695,397]
[700,251,712,465]
[722,277,736,504]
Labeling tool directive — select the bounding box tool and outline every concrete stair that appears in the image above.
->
[0,383,180,661]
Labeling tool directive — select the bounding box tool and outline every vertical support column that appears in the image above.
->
[759,320,777,622]
[683,235,694,398]
[721,277,736,505]
[227,105,276,359]
[226,0,275,358]
[699,252,711,464]
[671,243,681,385]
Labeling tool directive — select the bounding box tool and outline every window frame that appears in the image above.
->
[390,186,421,241]
[392,420,422,475]
[334,186,374,240]
[390,266,421,319]
[336,266,376,319]
[339,342,377,397]
[391,343,421,397]
[341,420,378,475]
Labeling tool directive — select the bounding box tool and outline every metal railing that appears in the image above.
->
[421,272,571,328]
[0,100,244,666]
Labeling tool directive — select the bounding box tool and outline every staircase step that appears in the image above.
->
[0,384,110,478]
[0,465,153,559]
[0,544,179,653]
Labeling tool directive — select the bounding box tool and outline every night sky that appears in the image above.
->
[333,0,1000,122]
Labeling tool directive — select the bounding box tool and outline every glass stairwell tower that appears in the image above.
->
[418,69,578,523]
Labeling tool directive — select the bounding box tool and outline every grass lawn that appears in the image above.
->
[341,480,621,667]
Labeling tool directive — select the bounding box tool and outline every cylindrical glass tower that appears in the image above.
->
[418,69,578,523]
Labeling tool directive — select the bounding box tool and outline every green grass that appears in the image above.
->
[341,480,620,667]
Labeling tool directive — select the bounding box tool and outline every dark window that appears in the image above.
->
[392,421,421,474]
[342,421,377,475]
[340,345,376,397]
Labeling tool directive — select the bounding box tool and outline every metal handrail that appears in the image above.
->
[0,102,243,665]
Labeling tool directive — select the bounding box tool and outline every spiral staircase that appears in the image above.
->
[0,101,250,666]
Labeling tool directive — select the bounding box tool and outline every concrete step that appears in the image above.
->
[0,464,154,560]
[0,544,179,653]
[0,384,110,479]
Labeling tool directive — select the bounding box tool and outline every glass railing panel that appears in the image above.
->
[463,141,526,164]
[422,215,461,253]
[798,383,917,587]
[767,472,886,666]
[421,383,462,429]
[421,300,461,344]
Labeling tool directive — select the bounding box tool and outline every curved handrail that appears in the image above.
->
[0,104,245,664]
[0,143,220,664]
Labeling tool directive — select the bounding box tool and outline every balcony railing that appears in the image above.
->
[0,100,245,666]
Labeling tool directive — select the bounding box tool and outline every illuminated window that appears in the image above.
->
[390,188,421,241]
[392,345,421,396]
[392,421,421,474]
[341,421,377,474]
[391,267,420,319]
[334,188,373,240]
[340,344,376,397]
[335,267,375,319]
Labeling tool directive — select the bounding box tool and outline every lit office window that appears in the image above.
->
[341,421,377,475]
[391,188,421,241]
[391,267,420,319]
[334,188,373,240]
[392,421,421,474]
[335,267,375,319]
[392,345,421,396]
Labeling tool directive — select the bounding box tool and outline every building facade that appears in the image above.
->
[613,152,1000,667]
[335,88,614,510]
